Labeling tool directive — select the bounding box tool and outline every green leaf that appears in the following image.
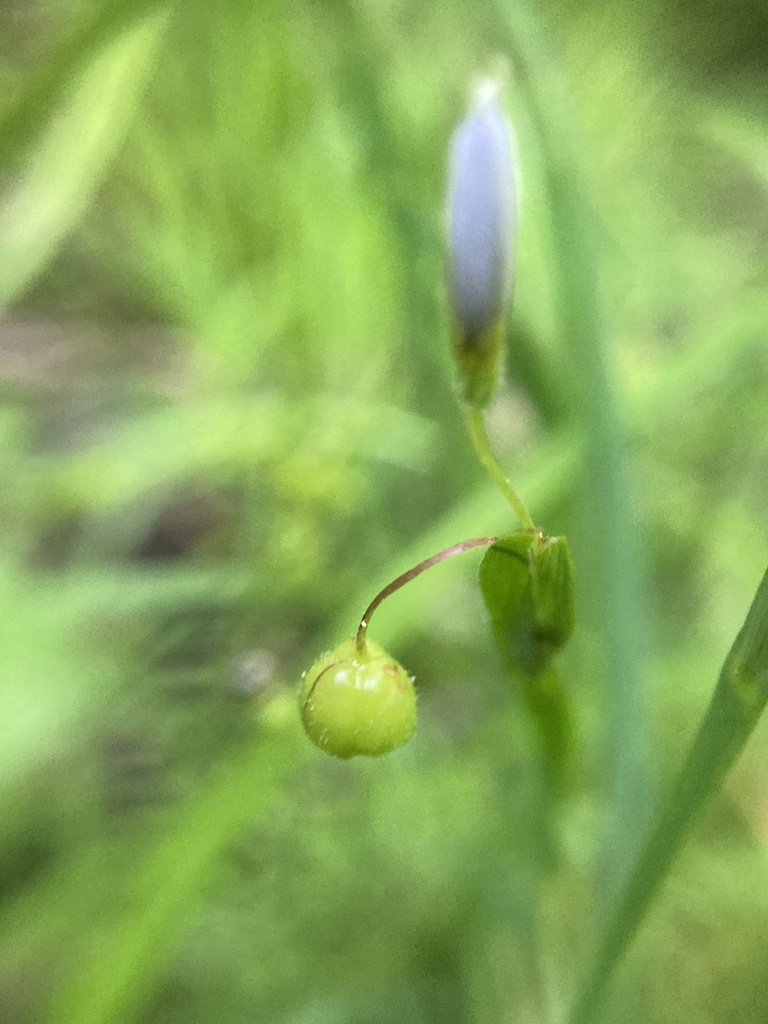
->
[569,565,768,1024]
[0,0,172,313]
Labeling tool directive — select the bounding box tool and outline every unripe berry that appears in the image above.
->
[299,638,416,759]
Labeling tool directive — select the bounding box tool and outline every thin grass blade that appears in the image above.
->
[494,0,652,888]
[569,565,768,1023]
[0,0,172,312]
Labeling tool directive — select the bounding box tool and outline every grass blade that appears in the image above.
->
[569,565,768,1024]
[494,0,651,886]
[45,719,307,1024]
[0,0,171,312]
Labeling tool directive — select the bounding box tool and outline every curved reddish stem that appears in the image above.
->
[355,536,498,653]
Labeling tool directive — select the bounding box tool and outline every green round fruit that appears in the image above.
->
[299,637,416,759]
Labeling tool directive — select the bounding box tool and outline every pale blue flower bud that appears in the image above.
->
[447,79,516,341]
[446,79,516,407]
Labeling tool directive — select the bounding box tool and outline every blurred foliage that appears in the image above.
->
[1,1,768,1023]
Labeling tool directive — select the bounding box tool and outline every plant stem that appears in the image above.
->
[356,536,497,653]
[465,405,535,529]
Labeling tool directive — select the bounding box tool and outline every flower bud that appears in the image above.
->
[447,78,516,407]
[480,531,575,676]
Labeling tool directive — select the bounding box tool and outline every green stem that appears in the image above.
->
[465,405,535,529]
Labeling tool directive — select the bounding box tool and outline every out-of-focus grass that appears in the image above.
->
[1,1,768,1023]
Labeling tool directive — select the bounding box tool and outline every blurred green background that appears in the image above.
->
[1,1,768,1022]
